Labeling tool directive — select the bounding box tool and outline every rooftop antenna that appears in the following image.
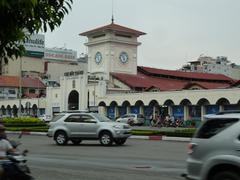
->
[111,0,114,24]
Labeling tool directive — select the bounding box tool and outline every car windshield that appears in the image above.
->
[92,113,112,122]
[137,114,144,118]
[51,114,65,122]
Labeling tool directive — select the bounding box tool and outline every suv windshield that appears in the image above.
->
[194,118,239,139]
[92,113,112,122]
[51,114,65,122]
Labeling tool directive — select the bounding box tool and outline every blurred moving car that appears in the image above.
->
[47,112,131,146]
[38,114,52,122]
[116,114,145,126]
[183,111,240,180]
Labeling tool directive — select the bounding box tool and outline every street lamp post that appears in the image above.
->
[18,58,22,117]
[37,76,40,117]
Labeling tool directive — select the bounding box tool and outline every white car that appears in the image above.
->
[116,114,145,126]
[39,114,52,122]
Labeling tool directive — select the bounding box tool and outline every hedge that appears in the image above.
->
[2,117,48,132]
[132,128,196,137]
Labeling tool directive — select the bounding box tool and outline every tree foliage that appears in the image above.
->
[0,0,73,62]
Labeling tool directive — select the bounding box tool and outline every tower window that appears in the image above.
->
[115,33,132,38]
[92,34,106,38]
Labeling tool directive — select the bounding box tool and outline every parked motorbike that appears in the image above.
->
[0,136,34,180]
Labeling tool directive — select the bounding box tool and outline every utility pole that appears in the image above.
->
[18,58,22,117]
[37,76,40,117]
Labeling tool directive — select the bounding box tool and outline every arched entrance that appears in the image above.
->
[68,90,79,110]
[32,104,37,117]
[12,105,18,117]
[108,101,118,120]
[120,101,131,116]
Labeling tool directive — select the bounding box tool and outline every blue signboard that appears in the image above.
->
[144,106,153,119]
[172,106,184,120]
[107,107,115,120]
[189,106,201,120]
[131,106,140,114]
[206,105,219,114]
[224,105,240,111]
[119,107,127,116]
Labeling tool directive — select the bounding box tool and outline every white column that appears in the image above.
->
[201,105,205,121]
[115,106,119,119]
[127,106,131,114]
[184,106,189,121]
[168,106,172,116]
[140,105,144,114]
[219,105,224,112]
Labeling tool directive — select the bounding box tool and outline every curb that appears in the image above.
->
[130,135,190,142]
[6,131,191,142]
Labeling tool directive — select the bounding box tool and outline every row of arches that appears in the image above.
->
[0,103,40,117]
[99,97,238,107]
[98,98,240,121]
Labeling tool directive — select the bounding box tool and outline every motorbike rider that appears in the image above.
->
[0,125,14,159]
[0,124,18,179]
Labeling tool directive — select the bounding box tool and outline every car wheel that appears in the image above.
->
[71,139,82,145]
[54,131,68,145]
[114,138,126,145]
[212,170,240,180]
[99,131,113,146]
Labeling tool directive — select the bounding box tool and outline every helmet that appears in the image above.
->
[0,124,6,131]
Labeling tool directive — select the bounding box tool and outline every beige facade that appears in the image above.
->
[1,56,44,76]
[46,62,84,82]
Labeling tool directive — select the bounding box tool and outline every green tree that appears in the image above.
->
[0,0,73,63]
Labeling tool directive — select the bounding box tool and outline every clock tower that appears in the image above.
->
[80,22,146,80]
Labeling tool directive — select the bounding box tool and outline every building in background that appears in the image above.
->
[0,76,45,117]
[180,55,240,80]
[1,34,45,77]
[43,47,87,84]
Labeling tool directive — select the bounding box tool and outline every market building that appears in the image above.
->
[0,21,240,121]
[46,21,240,121]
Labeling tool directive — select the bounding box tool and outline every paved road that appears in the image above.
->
[8,134,188,180]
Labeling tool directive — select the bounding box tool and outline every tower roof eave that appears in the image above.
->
[79,23,146,37]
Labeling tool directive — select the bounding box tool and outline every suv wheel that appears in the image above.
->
[114,138,126,145]
[71,139,82,145]
[54,131,68,145]
[212,170,240,180]
[99,131,113,146]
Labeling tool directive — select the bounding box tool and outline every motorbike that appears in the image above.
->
[0,135,34,180]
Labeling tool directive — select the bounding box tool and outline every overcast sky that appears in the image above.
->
[45,0,240,70]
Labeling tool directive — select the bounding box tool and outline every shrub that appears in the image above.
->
[3,117,43,124]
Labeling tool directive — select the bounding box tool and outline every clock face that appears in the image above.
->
[119,52,128,64]
[95,52,102,64]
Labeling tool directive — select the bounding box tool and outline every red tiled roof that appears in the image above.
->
[231,80,240,87]
[111,67,232,91]
[80,23,146,36]
[138,66,233,82]
[23,93,39,98]
[0,76,45,88]
[183,82,230,89]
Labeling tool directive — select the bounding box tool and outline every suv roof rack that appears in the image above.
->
[216,110,240,115]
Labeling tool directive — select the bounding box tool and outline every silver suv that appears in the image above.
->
[47,112,131,146]
[184,112,240,180]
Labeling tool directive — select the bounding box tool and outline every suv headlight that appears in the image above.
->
[112,125,122,129]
